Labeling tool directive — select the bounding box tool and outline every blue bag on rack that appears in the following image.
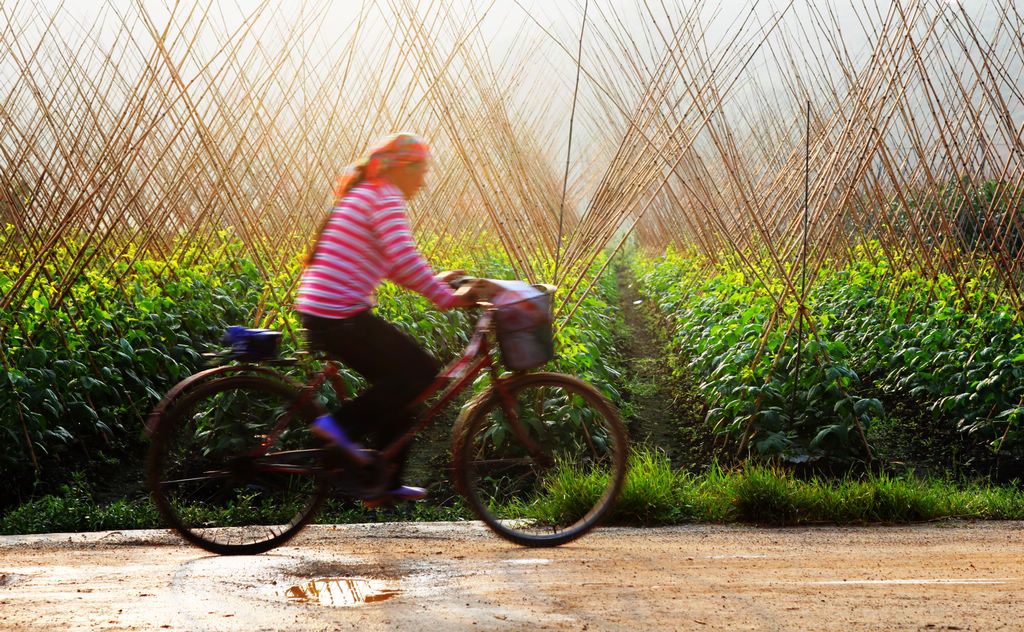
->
[223,326,282,361]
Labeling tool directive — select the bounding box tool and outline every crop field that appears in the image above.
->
[1,1,1023,526]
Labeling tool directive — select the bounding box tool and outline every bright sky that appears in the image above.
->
[4,1,1017,158]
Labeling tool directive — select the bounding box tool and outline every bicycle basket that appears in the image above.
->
[223,326,282,361]
[494,284,555,370]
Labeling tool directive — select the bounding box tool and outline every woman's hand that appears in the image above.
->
[435,269,466,284]
[451,286,480,308]
[437,269,477,307]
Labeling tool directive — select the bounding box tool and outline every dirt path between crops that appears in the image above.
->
[2,521,1022,631]
[615,265,716,469]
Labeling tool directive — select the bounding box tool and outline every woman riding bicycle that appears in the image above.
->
[295,132,475,506]
[148,136,627,552]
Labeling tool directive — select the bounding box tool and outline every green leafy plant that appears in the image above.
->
[2,232,630,524]
[634,240,1024,468]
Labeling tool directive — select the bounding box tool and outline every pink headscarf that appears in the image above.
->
[304,133,431,266]
[332,132,431,203]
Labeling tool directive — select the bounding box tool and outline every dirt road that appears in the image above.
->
[1,521,1022,631]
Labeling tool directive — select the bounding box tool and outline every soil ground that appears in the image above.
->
[614,266,717,470]
[2,521,1023,631]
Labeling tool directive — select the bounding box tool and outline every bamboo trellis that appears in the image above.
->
[1,0,1022,342]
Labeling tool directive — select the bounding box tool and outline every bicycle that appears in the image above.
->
[145,278,628,555]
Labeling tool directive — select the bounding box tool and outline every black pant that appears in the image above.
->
[301,310,439,486]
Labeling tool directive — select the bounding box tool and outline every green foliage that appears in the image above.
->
[550,255,624,402]
[723,465,1024,524]
[917,177,1023,256]
[813,247,1024,462]
[1,240,266,505]
[0,473,159,534]
[4,453,1020,534]
[2,230,629,528]
[611,450,696,524]
[513,450,1024,526]
[634,248,877,463]
[635,242,1024,465]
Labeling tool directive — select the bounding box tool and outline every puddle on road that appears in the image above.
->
[279,577,402,607]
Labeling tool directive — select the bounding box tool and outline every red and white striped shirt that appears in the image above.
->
[295,179,457,319]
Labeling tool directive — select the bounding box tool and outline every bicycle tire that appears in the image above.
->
[451,372,628,547]
[147,374,329,555]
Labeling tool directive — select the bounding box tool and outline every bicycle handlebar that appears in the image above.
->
[446,275,477,289]
[448,276,501,306]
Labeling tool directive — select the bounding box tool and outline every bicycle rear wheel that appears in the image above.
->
[147,374,329,555]
[452,372,628,547]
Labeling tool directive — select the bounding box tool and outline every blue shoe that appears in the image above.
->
[388,485,427,501]
[363,485,427,508]
[312,414,372,466]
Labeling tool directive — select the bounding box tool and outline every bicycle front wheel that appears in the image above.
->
[147,374,329,555]
[452,372,628,547]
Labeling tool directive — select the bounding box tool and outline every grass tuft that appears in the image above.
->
[4,450,1023,535]
[612,450,695,524]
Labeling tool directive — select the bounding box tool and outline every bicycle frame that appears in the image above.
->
[381,304,551,465]
[147,284,627,552]
[268,304,524,468]
[150,300,540,483]
[379,308,500,461]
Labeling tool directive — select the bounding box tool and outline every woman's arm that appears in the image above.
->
[372,192,459,309]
